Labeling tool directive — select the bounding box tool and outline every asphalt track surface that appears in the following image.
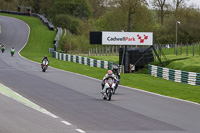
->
[0,15,200,133]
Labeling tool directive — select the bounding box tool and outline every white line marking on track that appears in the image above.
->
[61,121,72,126]
[0,83,59,118]
[75,129,86,133]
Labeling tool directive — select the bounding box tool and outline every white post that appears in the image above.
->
[176,21,180,55]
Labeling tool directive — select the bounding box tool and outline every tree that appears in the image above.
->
[156,7,200,44]
[0,0,18,10]
[152,0,172,25]
[174,0,184,11]
[88,0,106,19]
[172,0,185,16]
[96,0,155,32]
[50,0,92,19]
[109,0,147,31]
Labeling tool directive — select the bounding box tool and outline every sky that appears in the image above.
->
[186,0,200,7]
[147,0,200,8]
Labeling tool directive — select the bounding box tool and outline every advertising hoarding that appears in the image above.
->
[102,31,153,45]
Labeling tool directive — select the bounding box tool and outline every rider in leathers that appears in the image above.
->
[42,56,49,64]
[41,56,49,68]
[101,70,117,93]
[112,65,121,90]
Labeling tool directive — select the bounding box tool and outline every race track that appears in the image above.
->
[0,15,200,133]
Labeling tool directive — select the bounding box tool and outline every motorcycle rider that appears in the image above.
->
[1,44,5,53]
[41,56,49,66]
[101,70,117,94]
[112,65,121,90]
[10,47,15,56]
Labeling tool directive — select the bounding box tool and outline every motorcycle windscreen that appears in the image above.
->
[42,60,49,65]
[108,78,113,85]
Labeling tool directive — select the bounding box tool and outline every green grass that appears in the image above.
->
[1,13,200,104]
[87,56,119,64]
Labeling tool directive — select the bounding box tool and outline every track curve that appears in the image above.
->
[0,15,200,133]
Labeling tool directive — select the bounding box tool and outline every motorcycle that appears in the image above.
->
[41,59,49,72]
[102,78,115,101]
[11,49,15,56]
[113,78,120,94]
[1,47,5,53]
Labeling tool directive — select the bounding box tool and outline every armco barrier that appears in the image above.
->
[53,51,113,70]
[31,13,54,30]
[53,27,63,51]
[54,27,63,44]
[148,64,200,86]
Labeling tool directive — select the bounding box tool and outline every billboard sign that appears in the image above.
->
[102,31,153,45]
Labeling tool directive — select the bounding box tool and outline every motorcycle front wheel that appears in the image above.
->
[107,89,112,101]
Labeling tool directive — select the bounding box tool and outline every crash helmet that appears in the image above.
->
[112,65,118,74]
[108,70,113,76]
[44,56,47,59]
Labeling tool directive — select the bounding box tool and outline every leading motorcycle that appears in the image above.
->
[10,49,15,56]
[41,59,49,72]
[1,47,5,53]
[101,78,115,101]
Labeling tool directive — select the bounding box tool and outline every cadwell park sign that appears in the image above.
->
[90,31,153,46]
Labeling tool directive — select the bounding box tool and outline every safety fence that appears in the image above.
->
[53,51,114,70]
[53,27,63,51]
[31,13,54,30]
[148,64,200,86]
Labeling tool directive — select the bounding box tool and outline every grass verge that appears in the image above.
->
[1,13,200,104]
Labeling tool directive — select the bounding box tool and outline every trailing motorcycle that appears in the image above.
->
[10,48,15,56]
[101,78,115,101]
[41,59,49,72]
[113,78,120,94]
[1,47,5,53]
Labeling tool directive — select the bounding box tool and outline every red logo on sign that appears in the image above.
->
[125,37,135,41]
[137,35,148,43]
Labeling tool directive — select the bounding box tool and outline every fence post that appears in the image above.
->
[193,43,194,56]
[116,46,118,56]
[112,46,114,56]
[96,45,98,56]
[100,47,101,56]
[186,42,188,56]
[106,46,107,56]
[180,42,182,55]
[174,43,175,55]
[109,46,110,56]
[159,45,161,58]
[199,42,200,56]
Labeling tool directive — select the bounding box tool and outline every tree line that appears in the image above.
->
[0,0,200,53]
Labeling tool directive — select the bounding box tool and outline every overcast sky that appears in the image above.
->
[147,0,200,8]
[186,0,200,7]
